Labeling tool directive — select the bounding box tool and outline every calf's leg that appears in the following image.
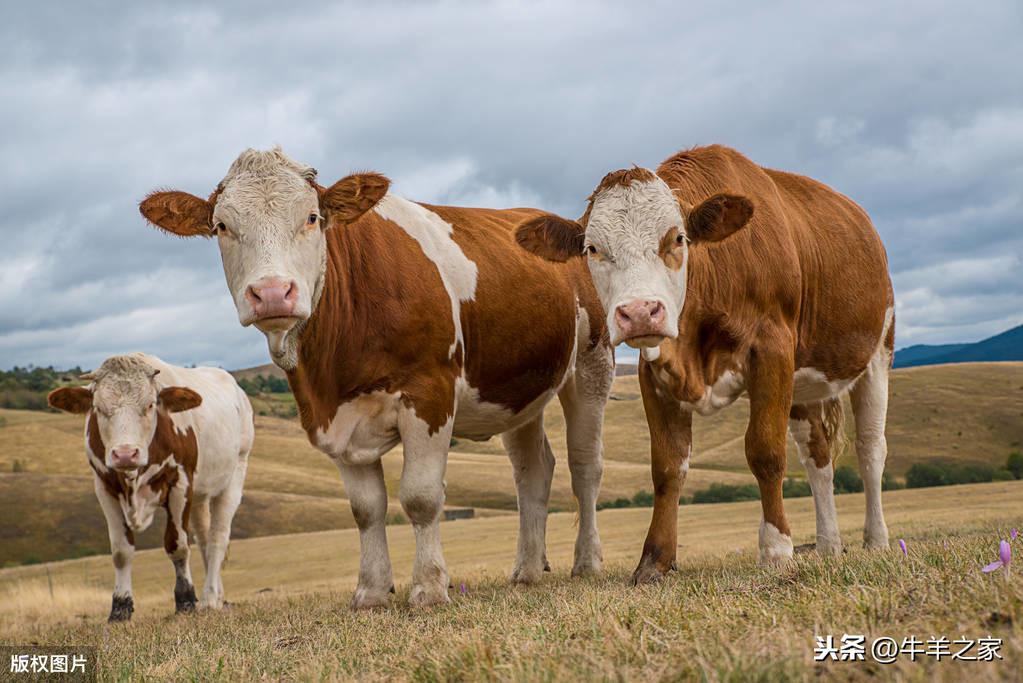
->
[502,415,555,584]
[165,481,196,614]
[201,457,247,609]
[94,478,135,622]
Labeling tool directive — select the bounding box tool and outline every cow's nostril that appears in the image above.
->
[285,281,298,301]
[649,302,664,318]
[247,285,263,304]
[615,306,632,323]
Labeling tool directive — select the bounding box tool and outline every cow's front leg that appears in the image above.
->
[165,484,197,614]
[94,478,135,622]
[746,336,796,566]
[336,459,394,610]
[632,363,693,585]
[397,403,453,608]
[502,416,555,584]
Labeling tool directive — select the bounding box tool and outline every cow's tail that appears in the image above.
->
[822,397,847,465]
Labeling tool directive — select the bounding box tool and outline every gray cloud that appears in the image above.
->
[2,1,1021,370]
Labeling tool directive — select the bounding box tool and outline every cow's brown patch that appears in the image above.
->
[657,227,686,271]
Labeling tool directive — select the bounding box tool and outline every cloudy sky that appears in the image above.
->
[2,1,1021,371]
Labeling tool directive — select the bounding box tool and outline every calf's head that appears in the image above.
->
[516,168,752,347]
[139,147,389,369]
[47,355,201,471]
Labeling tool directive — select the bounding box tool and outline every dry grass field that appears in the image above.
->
[1,481,1021,680]
[1,362,1020,566]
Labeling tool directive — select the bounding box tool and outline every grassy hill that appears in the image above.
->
[1,362,1020,566]
[895,324,1023,367]
[1,481,1021,680]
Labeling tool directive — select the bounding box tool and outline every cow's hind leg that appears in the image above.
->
[201,456,247,610]
[503,414,556,584]
[94,478,135,622]
[558,366,610,577]
[191,495,211,571]
[850,351,891,549]
[789,400,843,555]
[337,459,394,610]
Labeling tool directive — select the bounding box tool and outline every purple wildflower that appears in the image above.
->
[1012,528,1019,541]
[982,540,1012,576]
[898,539,907,556]
[459,583,467,595]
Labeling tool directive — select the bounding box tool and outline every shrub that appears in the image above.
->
[905,460,1010,489]
[631,490,654,507]
[833,465,864,494]
[992,468,1015,481]
[691,483,760,504]
[881,472,904,490]
[1007,452,1023,480]
[11,459,25,473]
[905,462,949,488]
[782,478,812,498]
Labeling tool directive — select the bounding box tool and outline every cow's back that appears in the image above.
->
[657,145,892,377]
[139,354,254,495]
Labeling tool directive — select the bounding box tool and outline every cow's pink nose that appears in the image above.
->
[245,278,298,319]
[111,447,140,468]
[614,300,667,339]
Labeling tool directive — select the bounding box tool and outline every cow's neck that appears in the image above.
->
[286,225,386,437]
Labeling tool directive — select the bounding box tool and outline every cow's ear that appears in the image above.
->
[683,193,753,243]
[320,172,391,224]
[515,214,586,262]
[158,387,203,413]
[140,191,214,238]
[48,387,93,414]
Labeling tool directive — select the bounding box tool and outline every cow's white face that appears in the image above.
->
[140,147,390,370]
[584,177,687,347]
[47,355,202,471]
[515,167,754,349]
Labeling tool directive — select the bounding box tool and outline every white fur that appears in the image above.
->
[788,418,842,555]
[758,520,794,566]
[374,195,478,356]
[850,307,894,549]
[503,416,555,584]
[315,391,402,466]
[792,367,857,404]
[585,177,686,345]
[83,353,253,612]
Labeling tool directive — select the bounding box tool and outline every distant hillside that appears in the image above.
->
[894,324,1023,368]
[231,363,287,381]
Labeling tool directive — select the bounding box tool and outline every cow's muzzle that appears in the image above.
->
[614,299,670,347]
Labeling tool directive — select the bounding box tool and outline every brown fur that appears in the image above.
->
[614,145,891,580]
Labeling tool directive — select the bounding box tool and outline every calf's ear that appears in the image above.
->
[515,214,586,262]
[139,191,214,238]
[683,193,753,243]
[48,387,93,414]
[321,172,391,224]
[159,387,203,413]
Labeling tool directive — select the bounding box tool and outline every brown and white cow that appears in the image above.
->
[48,353,254,620]
[516,145,894,583]
[138,147,613,608]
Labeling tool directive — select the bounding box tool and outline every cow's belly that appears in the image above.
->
[453,379,560,440]
[791,367,859,404]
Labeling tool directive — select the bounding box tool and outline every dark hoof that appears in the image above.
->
[543,559,552,572]
[631,557,668,586]
[175,580,198,614]
[108,595,134,622]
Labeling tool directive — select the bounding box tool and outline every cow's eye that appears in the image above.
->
[213,221,226,235]
[306,212,319,227]
[676,232,685,244]
[584,245,598,255]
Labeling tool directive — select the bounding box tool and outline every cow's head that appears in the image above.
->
[516,167,752,348]
[47,355,201,471]
[139,147,389,369]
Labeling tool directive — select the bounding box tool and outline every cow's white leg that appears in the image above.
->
[165,476,196,614]
[502,415,555,584]
[336,459,393,610]
[558,357,610,577]
[94,477,135,622]
[200,457,247,610]
[190,495,211,571]
[850,356,891,549]
[788,404,842,555]
[398,407,452,607]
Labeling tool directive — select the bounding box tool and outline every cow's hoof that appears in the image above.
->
[350,586,391,610]
[816,538,844,556]
[571,558,602,578]
[199,595,225,611]
[863,532,890,550]
[408,584,450,608]
[108,595,134,622]
[175,581,198,614]
[630,557,667,586]
[509,563,544,585]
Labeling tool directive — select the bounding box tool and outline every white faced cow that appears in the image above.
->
[517,145,894,583]
[138,147,613,608]
[48,353,253,620]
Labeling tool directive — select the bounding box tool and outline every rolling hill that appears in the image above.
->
[894,324,1023,367]
[1,362,1020,566]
